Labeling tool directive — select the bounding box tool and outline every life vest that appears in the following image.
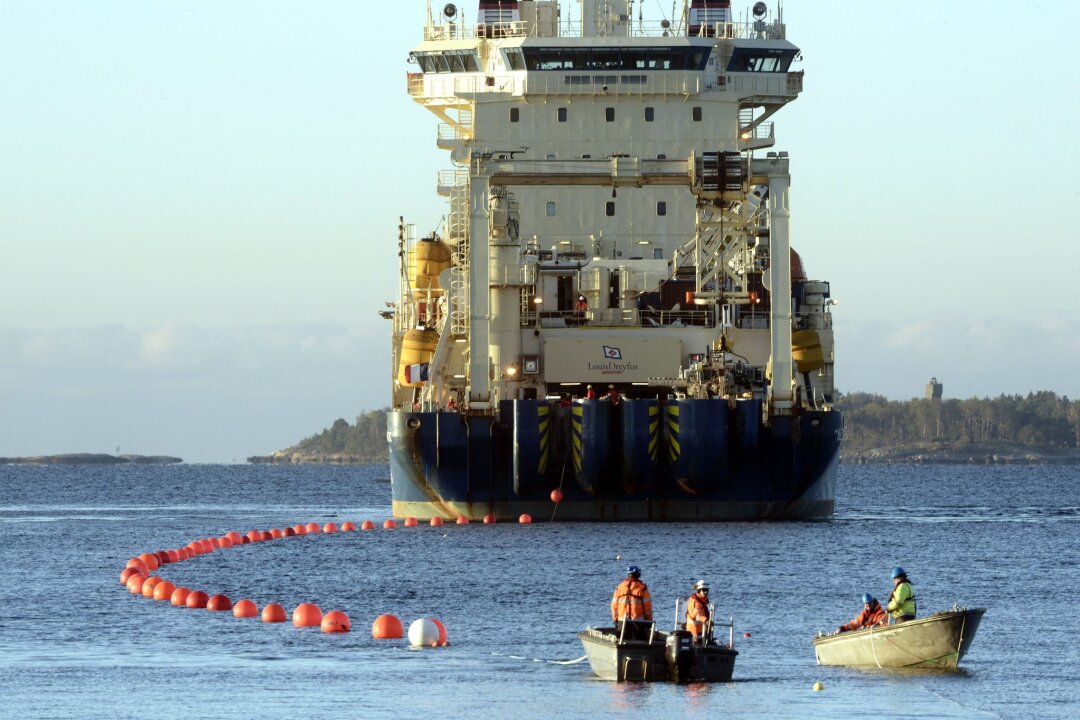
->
[887,581,917,619]
[839,601,888,632]
[685,592,710,638]
[611,578,653,621]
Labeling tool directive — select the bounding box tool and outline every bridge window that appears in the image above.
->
[727,48,797,73]
[520,47,711,72]
[411,51,481,74]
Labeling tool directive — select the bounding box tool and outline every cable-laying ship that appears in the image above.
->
[385,0,841,520]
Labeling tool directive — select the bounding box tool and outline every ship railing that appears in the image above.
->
[521,308,714,328]
[722,71,802,97]
[410,73,517,98]
[522,72,701,97]
[421,20,776,41]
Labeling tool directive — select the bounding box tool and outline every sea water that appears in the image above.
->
[0,463,1076,719]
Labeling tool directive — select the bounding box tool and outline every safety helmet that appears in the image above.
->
[627,565,641,577]
[693,579,710,592]
[891,566,907,579]
[579,295,586,301]
[861,593,875,604]
[608,384,615,389]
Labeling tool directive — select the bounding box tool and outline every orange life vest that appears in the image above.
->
[685,592,710,638]
[611,578,653,621]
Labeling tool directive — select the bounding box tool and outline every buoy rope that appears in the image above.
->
[550,451,569,522]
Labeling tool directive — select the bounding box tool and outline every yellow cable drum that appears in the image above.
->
[398,329,439,387]
[410,238,452,295]
[792,329,824,373]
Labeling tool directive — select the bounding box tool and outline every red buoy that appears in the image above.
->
[185,590,209,609]
[219,536,234,549]
[246,530,262,543]
[152,581,176,601]
[323,522,338,534]
[372,614,403,639]
[225,531,243,544]
[261,603,287,623]
[207,594,233,611]
[166,549,181,563]
[260,530,273,542]
[270,528,284,539]
[550,488,563,503]
[483,514,496,524]
[209,537,222,549]
[431,618,449,646]
[141,576,164,597]
[284,527,296,537]
[126,558,149,575]
[292,603,323,627]
[430,517,443,527]
[519,513,532,524]
[403,517,418,527]
[292,524,308,536]
[233,599,258,618]
[126,574,147,594]
[170,587,192,606]
[341,521,357,532]
[120,567,142,584]
[383,519,397,529]
[456,516,469,525]
[139,553,160,571]
[305,522,320,534]
[321,610,351,633]
[361,520,375,531]
[155,550,171,565]
[743,632,752,638]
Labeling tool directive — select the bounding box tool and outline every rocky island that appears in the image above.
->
[0,453,182,465]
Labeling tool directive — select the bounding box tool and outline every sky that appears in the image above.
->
[2,1,1079,462]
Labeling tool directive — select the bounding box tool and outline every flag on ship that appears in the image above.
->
[404,363,430,384]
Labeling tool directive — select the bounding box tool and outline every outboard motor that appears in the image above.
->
[665,630,695,683]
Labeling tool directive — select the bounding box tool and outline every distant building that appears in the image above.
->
[926,377,943,400]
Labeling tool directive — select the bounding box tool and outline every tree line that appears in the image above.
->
[837,391,1080,451]
[283,392,1080,461]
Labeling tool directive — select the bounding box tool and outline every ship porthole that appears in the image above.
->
[406,417,421,430]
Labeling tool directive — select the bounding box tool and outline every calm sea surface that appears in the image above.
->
[0,463,1077,719]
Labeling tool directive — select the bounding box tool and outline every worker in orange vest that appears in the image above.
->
[835,593,888,634]
[585,384,597,400]
[685,579,711,642]
[605,384,621,405]
[611,565,653,639]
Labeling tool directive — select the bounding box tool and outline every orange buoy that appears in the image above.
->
[185,590,209,609]
[284,526,296,537]
[138,553,160,571]
[519,514,532,524]
[341,521,357,532]
[292,524,308,536]
[430,517,443,527]
[383,519,397,529]
[152,581,177,601]
[155,550,171,565]
[743,632,752,638]
[550,488,564,503]
[126,558,149,575]
[240,536,250,544]
[361,520,375,531]
[199,539,215,553]
[456,516,469,525]
[167,549,181,563]
[233,599,258,618]
[260,530,273,542]
[126,574,147,594]
[261,603,287,623]
[321,610,351,633]
[225,530,243,544]
[141,576,164,597]
[120,567,142,584]
[207,594,232,611]
[219,536,234,549]
[170,587,192,606]
[431,618,449,646]
[270,528,284,539]
[483,514,496,524]
[246,530,262,543]
[209,537,222,549]
[323,522,338,534]
[372,614,404,639]
[403,517,418,527]
[292,603,323,627]
[305,522,320,534]
[186,542,202,555]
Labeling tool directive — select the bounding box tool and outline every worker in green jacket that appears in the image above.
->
[886,567,917,622]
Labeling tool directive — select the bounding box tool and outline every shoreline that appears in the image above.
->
[0,453,182,465]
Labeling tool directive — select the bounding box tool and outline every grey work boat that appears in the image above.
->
[812,607,986,669]
[579,621,738,682]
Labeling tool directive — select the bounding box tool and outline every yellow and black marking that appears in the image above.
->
[667,404,681,463]
[537,405,550,475]
[571,405,583,474]
[648,405,660,463]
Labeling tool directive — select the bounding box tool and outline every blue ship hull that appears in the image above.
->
[389,398,840,521]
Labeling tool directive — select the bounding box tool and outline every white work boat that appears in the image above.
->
[812,607,986,669]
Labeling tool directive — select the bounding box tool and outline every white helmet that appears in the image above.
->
[693,579,710,591]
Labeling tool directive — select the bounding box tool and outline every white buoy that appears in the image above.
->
[408,618,440,647]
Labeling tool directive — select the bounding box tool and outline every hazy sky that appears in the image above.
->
[2,1,1078,462]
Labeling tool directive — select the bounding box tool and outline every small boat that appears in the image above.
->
[579,616,738,682]
[812,606,986,669]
